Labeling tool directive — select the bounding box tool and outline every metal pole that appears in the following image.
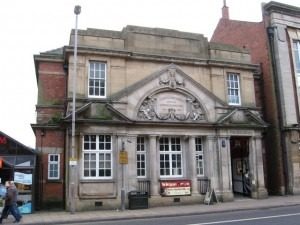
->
[121,141,125,211]
[70,5,81,214]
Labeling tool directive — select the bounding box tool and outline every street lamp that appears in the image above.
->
[70,5,81,214]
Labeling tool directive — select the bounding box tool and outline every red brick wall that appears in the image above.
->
[37,62,66,105]
[36,129,65,209]
[35,60,67,209]
[36,130,65,148]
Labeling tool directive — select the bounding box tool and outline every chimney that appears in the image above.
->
[222,0,229,19]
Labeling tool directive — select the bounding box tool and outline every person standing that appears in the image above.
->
[0,182,10,224]
[0,181,22,223]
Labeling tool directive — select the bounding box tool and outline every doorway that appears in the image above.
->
[230,137,251,197]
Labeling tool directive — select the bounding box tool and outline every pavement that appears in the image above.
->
[2,195,300,225]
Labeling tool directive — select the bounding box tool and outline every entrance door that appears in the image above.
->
[230,137,251,196]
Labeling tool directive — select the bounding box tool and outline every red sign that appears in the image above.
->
[0,159,2,168]
[0,137,7,145]
[160,180,191,196]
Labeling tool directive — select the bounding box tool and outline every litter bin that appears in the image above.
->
[128,191,148,209]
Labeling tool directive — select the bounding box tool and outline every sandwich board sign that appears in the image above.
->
[204,188,218,205]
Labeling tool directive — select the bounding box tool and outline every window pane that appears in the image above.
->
[89,62,106,97]
[227,73,240,105]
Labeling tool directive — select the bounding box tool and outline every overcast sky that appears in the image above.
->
[0,0,299,148]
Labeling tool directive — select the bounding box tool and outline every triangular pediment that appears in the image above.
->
[110,64,226,122]
[63,102,132,123]
[111,64,225,104]
[216,108,267,127]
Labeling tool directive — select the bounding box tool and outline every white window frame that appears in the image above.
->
[159,137,183,178]
[195,137,204,177]
[88,61,106,98]
[227,73,241,105]
[292,40,300,87]
[136,136,147,178]
[48,154,60,180]
[82,135,112,179]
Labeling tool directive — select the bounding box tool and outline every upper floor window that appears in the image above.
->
[159,137,182,178]
[227,73,241,105]
[88,61,106,98]
[83,135,112,179]
[195,137,204,176]
[292,40,300,86]
[137,136,147,178]
[48,154,60,180]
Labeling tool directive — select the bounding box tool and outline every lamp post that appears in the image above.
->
[69,5,81,214]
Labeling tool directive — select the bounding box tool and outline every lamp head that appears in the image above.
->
[74,5,81,15]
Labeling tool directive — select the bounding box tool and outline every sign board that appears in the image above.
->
[119,151,128,164]
[160,180,191,196]
[69,158,77,166]
[204,188,218,205]
[0,137,7,145]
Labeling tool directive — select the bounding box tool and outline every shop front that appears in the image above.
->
[0,131,36,214]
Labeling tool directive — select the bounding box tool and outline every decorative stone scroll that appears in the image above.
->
[138,91,206,122]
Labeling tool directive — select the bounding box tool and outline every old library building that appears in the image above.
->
[32,24,269,211]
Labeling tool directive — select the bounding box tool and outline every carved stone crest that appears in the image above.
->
[138,91,205,121]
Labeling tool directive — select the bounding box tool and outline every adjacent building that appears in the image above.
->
[32,25,268,211]
[212,1,300,195]
[0,131,36,213]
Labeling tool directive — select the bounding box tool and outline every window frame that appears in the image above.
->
[136,136,147,178]
[88,61,107,98]
[195,137,204,177]
[48,154,60,180]
[159,137,183,178]
[82,135,113,180]
[227,72,241,105]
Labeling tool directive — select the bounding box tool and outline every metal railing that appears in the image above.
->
[137,180,151,197]
[198,177,211,194]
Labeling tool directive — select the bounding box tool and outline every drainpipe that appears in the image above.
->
[267,26,289,194]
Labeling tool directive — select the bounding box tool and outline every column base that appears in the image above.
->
[251,187,268,199]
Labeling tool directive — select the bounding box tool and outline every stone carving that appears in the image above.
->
[138,97,157,120]
[159,68,184,89]
[138,92,205,122]
[188,98,205,121]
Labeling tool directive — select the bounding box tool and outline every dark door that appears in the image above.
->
[230,137,251,196]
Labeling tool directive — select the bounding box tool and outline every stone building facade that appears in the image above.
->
[32,25,268,211]
[212,1,300,195]
[264,2,300,195]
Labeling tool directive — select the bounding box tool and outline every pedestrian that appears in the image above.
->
[0,181,22,224]
[0,181,10,223]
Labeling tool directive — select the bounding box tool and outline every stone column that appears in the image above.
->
[127,135,137,191]
[206,136,219,191]
[188,136,198,194]
[218,136,233,201]
[249,135,268,199]
[149,135,159,196]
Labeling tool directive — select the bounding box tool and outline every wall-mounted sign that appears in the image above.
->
[69,158,77,166]
[119,151,128,164]
[0,137,7,145]
[14,172,32,185]
[160,180,191,196]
